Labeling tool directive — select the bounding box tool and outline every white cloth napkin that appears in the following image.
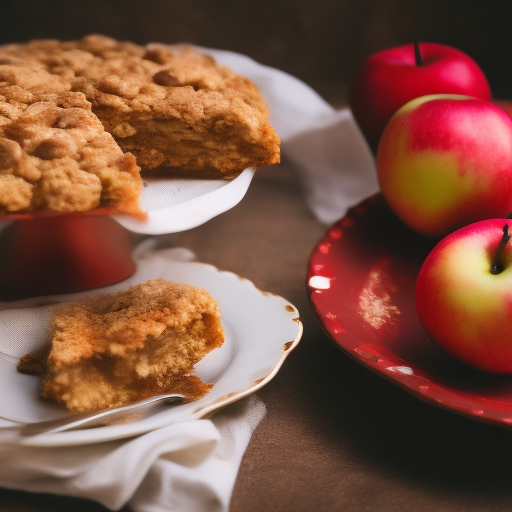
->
[0,47,377,512]
[0,396,265,512]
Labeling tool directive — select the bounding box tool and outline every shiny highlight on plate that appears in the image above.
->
[387,366,414,375]
[308,276,331,290]
[358,269,400,329]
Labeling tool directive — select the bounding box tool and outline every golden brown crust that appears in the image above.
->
[0,35,280,215]
[21,279,225,412]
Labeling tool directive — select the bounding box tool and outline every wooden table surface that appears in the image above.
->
[3,162,512,512]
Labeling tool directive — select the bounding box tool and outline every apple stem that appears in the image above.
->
[491,224,511,275]
[414,42,423,66]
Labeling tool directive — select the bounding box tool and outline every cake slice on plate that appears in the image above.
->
[18,279,225,412]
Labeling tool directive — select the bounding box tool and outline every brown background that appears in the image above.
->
[3,2,512,511]
[2,0,512,102]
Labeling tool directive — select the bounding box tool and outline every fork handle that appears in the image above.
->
[19,394,185,436]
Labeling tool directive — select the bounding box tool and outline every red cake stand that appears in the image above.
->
[0,209,136,300]
[0,168,256,300]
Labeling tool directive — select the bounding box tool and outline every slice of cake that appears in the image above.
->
[18,279,224,412]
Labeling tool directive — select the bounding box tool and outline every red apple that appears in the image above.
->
[376,94,512,237]
[349,42,492,152]
[416,219,512,373]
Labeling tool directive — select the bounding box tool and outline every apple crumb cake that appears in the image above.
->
[0,35,280,216]
[17,279,225,412]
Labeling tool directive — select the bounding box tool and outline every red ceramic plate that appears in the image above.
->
[307,193,512,428]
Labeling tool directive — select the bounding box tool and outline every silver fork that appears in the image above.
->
[17,393,186,436]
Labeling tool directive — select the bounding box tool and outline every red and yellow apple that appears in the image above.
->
[349,42,492,152]
[376,94,512,237]
[416,219,512,374]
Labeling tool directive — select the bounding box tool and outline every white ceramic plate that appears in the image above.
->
[113,167,255,235]
[0,244,302,446]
